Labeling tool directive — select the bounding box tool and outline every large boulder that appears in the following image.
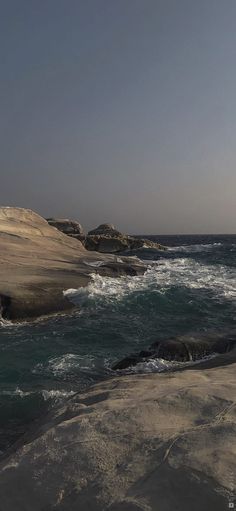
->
[47,218,84,239]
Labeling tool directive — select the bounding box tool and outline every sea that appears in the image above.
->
[0,234,235,454]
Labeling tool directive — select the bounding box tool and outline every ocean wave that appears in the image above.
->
[119,353,217,374]
[64,257,236,306]
[0,387,32,398]
[0,318,13,327]
[41,389,76,401]
[33,353,96,377]
[0,386,75,402]
[168,243,222,253]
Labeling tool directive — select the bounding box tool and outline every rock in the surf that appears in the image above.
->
[112,335,236,369]
[0,207,146,321]
[86,223,166,253]
[47,219,166,253]
[88,223,122,237]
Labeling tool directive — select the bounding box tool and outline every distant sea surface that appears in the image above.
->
[0,234,235,452]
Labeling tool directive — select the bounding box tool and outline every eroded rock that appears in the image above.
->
[47,217,84,239]
[85,223,166,253]
[0,208,146,320]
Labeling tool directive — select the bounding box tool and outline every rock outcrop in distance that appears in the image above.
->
[46,220,167,254]
[47,217,84,238]
[0,207,146,321]
[0,348,235,510]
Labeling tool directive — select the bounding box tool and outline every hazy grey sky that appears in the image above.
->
[0,1,235,233]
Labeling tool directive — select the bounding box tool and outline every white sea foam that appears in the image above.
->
[41,389,76,401]
[0,317,13,327]
[33,353,95,376]
[1,387,32,398]
[0,386,76,401]
[168,243,222,253]
[64,256,236,305]
[122,353,218,374]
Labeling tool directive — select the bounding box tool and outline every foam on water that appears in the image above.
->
[64,255,236,305]
[120,353,218,374]
[41,389,76,401]
[0,387,75,401]
[33,353,96,377]
[0,387,32,398]
[168,242,222,253]
[0,235,236,453]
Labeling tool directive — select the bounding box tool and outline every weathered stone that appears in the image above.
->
[88,223,122,236]
[47,217,84,236]
[0,208,146,321]
[85,224,166,253]
[0,355,236,510]
[85,235,129,253]
[46,220,166,254]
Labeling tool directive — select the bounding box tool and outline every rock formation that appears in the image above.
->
[112,334,236,370]
[0,207,146,321]
[88,223,121,236]
[47,218,85,240]
[85,223,166,253]
[0,348,235,510]
[46,219,167,254]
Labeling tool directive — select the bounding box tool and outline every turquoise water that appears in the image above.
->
[0,234,235,452]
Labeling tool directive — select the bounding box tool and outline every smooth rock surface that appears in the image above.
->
[0,208,146,320]
[0,354,235,510]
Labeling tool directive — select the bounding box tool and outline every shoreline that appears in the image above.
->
[0,355,235,510]
[0,207,147,322]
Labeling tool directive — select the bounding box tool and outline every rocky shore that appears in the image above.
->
[0,207,235,511]
[47,219,166,253]
[0,348,235,510]
[0,208,146,321]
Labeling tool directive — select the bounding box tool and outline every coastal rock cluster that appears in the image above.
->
[0,207,146,320]
[0,208,236,511]
[46,219,166,253]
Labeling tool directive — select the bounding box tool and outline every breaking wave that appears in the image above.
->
[1,234,236,453]
[64,256,236,305]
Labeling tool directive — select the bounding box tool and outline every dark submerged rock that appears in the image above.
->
[112,336,236,370]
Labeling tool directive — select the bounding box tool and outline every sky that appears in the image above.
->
[0,0,235,234]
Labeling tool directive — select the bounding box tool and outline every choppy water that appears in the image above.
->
[0,234,235,453]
